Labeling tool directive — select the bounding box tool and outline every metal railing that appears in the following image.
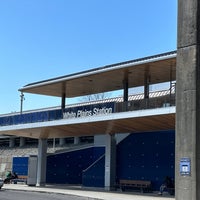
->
[0,94,175,127]
[115,93,175,112]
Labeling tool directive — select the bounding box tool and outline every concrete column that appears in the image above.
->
[19,137,25,147]
[59,138,66,146]
[176,1,200,200]
[36,139,47,186]
[104,134,116,190]
[74,137,80,145]
[9,137,15,148]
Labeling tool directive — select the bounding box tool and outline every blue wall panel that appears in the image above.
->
[11,130,175,191]
[82,154,105,187]
[46,147,105,184]
[12,157,29,176]
[116,130,175,190]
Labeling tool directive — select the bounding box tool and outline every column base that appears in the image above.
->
[104,186,116,191]
[36,182,46,187]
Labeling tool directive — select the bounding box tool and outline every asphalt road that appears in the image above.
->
[0,189,98,200]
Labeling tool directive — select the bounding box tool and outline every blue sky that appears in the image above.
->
[0,0,177,114]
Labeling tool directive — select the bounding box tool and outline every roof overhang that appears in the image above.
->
[19,51,176,98]
[0,107,175,139]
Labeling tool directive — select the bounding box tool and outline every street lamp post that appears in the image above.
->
[20,92,25,114]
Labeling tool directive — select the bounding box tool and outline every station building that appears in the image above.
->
[0,51,176,191]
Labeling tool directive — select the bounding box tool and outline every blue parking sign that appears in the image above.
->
[180,157,191,176]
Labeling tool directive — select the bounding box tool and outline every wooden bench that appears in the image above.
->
[119,179,152,192]
[11,175,28,184]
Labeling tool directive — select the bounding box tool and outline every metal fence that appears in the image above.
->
[0,94,175,127]
[115,94,175,112]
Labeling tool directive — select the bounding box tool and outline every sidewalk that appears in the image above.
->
[2,184,175,200]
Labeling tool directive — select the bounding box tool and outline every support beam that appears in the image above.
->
[123,71,129,102]
[61,82,66,110]
[61,92,66,110]
[123,73,129,112]
[169,65,174,106]
[104,134,116,191]
[176,1,200,199]
[144,67,150,99]
[144,67,150,108]
[36,139,47,186]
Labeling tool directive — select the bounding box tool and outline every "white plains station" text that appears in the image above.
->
[63,107,113,119]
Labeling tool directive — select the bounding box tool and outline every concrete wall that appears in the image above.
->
[176,0,200,199]
[0,156,12,179]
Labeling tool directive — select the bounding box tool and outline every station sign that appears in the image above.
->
[63,102,115,119]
